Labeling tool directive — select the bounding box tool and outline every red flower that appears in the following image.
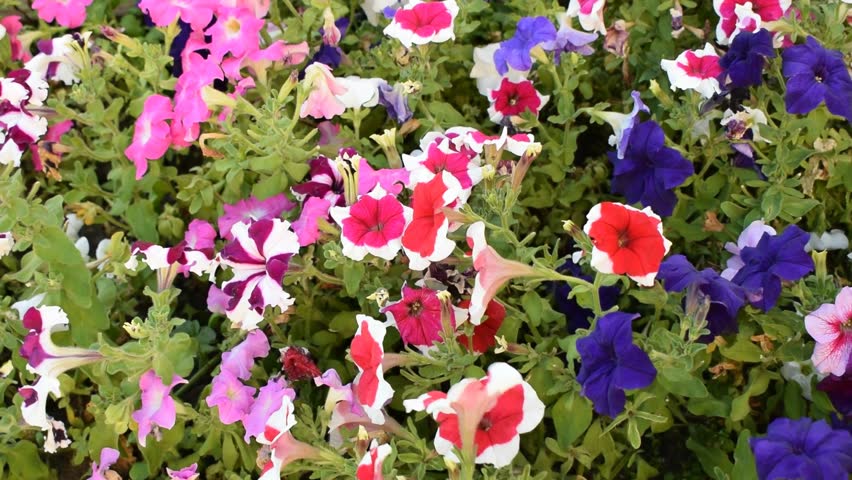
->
[488,78,546,123]
[382,284,450,347]
[401,172,462,270]
[356,440,392,480]
[350,315,394,424]
[280,346,321,381]
[457,299,506,353]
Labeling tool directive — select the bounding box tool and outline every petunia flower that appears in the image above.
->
[221,330,270,380]
[382,284,449,347]
[207,6,265,60]
[377,81,414,124]
[492,17,557,75]
[487,78,549,125]
[720,220,776,280]
[403,130,482,198]
[658,255,746,339]
[138,0,216,29]
[242,377,296,443]
[172,53,223,141]
[356,155,410,196]
[166,463,199,480]
[403,362,544,467]
[566,0,607,34]
[350,315,394,425]
[314,369,376,446]
[0,16,28,62]
[205,369,256,424]
[719,29,776,88]
[383,0,459,49]
[576,312,657,417]
[714,0,791,45]
[258,398,321,480]
[541,16,598,64]
[25,33,90,85]
[608,120,694,217]
[729,224,813,311]
[300,62,347,119]
[30,119,74,174]
[124,240,218,284]
[335,77,384,109]
[817,356,852,417]
[781,36,852,123]
[583,202,672,287]
[218,194,296,241]
[132,370,187,447]
[470,43,528,96]
[721,106,769,143]
[219,219,300,331]
[805,287,852,376]
[357,440,392,480]
[660,43,723,99]
[0,69,49,168]
[466,222,536,325]
[32,0,92,28]
[466,128,536,158]
[330,186,412,261]
[0,231,13,258]
[749,417,852,480]
[124,94,174,180]
[552,261,620,333]
[292,197,333,247]
[593,90,649,160]
[401,172,462,270]
[291,156,346,207]
[90,447,120,480]
[456,299,506,353]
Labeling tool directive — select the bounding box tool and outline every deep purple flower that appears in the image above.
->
[719,29,775,88]
[307,17,350,70]
[608,120,694,217]
[552,261,620,333]
[576,312,657,417]
[750,417,852,480]
[291,155,346,207]
[377,82,413,124]
[818,356,852,417]
[658,255,745,339]
[782,37,852,122]
[730,225,813,311]
[541,25,597,64]
[493,17,557,75]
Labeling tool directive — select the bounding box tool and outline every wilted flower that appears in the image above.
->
[280,346,322,381]
[805,287,852,376]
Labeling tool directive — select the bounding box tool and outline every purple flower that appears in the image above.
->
[206,370,256,425]
[818,356,852,417]
[576,312,657,417]
[552,261,620,333]
[658,255,745,339]
[131,370,187,447]
[721,220,776,280]
[750,417,852,480]
[291,155,346,207]
[782,37,852,122]
[221,330,270,380]
[377,82,413,124]
[597,90,649,160]
[90,447,120,480]
[609,120,694,217]
[541,24,597,64]
[307,17,350,70]
[719,29,775,88]
[730,225,813,311]
[166,463,199,480]
[493,16,557,75]
[218,194,296,240]
[241,377,296,443]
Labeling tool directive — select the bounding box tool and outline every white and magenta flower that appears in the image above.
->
[242,377,296,443]
[660,44,723,99]
[466,129,537,158]
[566,0,607,34]
[219,219,300,331]
[382,284,451,347]
[583,202,672,287]
[357,440,392,480]
[0,69,49,168]
[330,186,411,261]
[403,362,544,467]
[805,287,852,376]
[714,0,791,45]
[487,78,549,125]
[401,172,462,270]
[383,0,459,49]
[300,62,347,120]
[350,315,394,425]
[132,370,187,447]
[25,33,90,85]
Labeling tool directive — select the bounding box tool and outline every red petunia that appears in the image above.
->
[401,172,462,270]
[457,299,506,353]
[350,315,394,424]
[487,78,548,124]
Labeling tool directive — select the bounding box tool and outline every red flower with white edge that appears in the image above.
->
[401,172,463,270]
[403,362,544,468]
[487,78,549,125]
[466,128,537,157]
[383,0,459,48]
[356,440,392,480]
[583,202,672,287]
[350,315,394,425]
[714,0,791,45]
[466,222,536,325]
[457,299,506,353]
[330,186,412,261]
[660,44,723,99]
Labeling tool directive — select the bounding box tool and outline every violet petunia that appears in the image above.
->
[576,312,656,417]
[750,417,852,480]
[595,90,649,160]
[782,36,852,122]
[377,82,414,124]
[131,370,187,447]
[221,330,270,380]
[719,29,776,88]
[218,194,296,241]
[493,16,557,75]
[608,120,694,217]
[541,23,598,64]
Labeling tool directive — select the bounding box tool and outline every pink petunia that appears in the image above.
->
[300,62,348,120]
[185,219,217,251]
[221,330,270,380]
[566,0,607,34]
[32,0,92,28]
[356,156,410,196]
[138,0,217,29]
[131,370,187,447]
[383,0,459,48]
[125,94,174,180]
[382,284,451,347]
[292,196,332,247]
[660,44,723,99]
[172,53,224,141]
[714,0,791,45]
[206,370,256,424]
[487,78,549,125]
[0,16,28,61]
[806,287,852,376]
[166,463,199,480]
[208,6,265,61]
[330,186,412,261]
[218,194,296,240]
[241,377,296,443]
[90,448,120,480]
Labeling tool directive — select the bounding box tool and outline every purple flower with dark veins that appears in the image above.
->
[782,36,852,122]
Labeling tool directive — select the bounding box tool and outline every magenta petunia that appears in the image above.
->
[330,186,411,261]
[132,370,187,447]
[32,0,92,28]
[383,0,459,48]
[207,6,265,61]
[382,284,449,347]
[218,194,296,240]
[487,78,549,125]
[292,196,333,247]
[124,94,174,180]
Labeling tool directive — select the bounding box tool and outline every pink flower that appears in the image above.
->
[241,377,296,443]
[330,186,412,261]
[138,0,216,29]
[208,6,265,60]
[166,463,199,480]
[356,440,392,480]
[300,62,348,120]
[125,94,173,180]
[351,315,394,424]
[221,41,309,81]
[90,448,119,480]
[382,284,450,347]
[403,362,544,467]
[207,285,230,315]
[173,53,223,139]
[185,219,217,251]
[806,287,852,376]
[356,156,410,196]
[32,0,92,28]
[465,222,536,325]
[384,0,459,48]
[0,16,28,61]
[206,370,256,424]
[292,196,332,247]
[714,0,791,45]
[132,370,187,447]
[487,78,549,125]
[258,399,321,480]
[218,194,296,240]
[401,172,462,270]
[403,132,482,199]
[567,0,607,34]
[660,44,723,99]
[221,330,270,380]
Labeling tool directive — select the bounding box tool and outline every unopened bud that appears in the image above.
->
[370,128,401,168]
[201,85,237,109]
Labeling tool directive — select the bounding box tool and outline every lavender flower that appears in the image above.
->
[542,24,597,64]
[750,417,852,480]
[377,82,413,124]
[782,36,852,122]
[493,16,557,75]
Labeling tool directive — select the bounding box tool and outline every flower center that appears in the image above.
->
[617,231,630,248]
[369,222,384,232]
[225,18,242,36]
[478,417,492,432]
[407,300,423,317]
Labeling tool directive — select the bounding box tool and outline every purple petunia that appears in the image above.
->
[552,261,620,333]
[608,120,694,217]
[576,312,657,417]
[750,417,852,480]
[597,90,649,160]
[729,224,813,312]
[782,36,852,123]
[493,16,557,75]
[658,255,745,339]
[719,29,776,88]
[377,82,413,124]
[541,24,597,64]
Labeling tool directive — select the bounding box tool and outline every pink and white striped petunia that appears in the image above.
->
[356,440,393,480]
[383,0,459,49]
[132,370,187,447]
[566,0,607,34]
[805,287,852,376]
[219,219,300,331]
[350,315,394,425]
[403,362,545,467]
[401,172,463,270]
[660,44,723,99]
[330,186,412,261]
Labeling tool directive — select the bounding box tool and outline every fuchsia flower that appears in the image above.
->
[583,202,672,287]
[206,370,256,424]
[185,219,217,251]
[132,370,187,447]
[208,6,265,60]
[221,330,270,380]
[292,197,333,247]
[330,186,412,261]
[291,156,346,207]
[401,172,462,270]
[218,194,296,240]
[714,0,791,45]
[172,53,223,141]
[351,315,395,425]
[32,0,92,28]
[125,95,174,179]
[221,41,309,81]
[660,44,723,99]
[383,0,459,48]
[166,463,199,480]
[466,222,536,325]
[382,284,450,347]
[90,447,119,480]
[357,440,392,480]
[806,287,852,376]
[403,130,482,197]
[219,219,300,331]
[138,0,216,29]
[404,362,544,467]
[0,16,28,62]
[487,78,549,125]
[567,0,607,34]
[300,62,348,120]
[357,156,410,196]
[241,377,296,443]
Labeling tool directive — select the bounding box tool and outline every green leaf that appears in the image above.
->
[553,393,593,449]
[1,441,49,480]
[343,261,365,296]
[731,368,772,421]
[720,337,764,363]
[686,436,733,478]
[126,199,160,243]
[731,430,758,480]
[657,366,709,398]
